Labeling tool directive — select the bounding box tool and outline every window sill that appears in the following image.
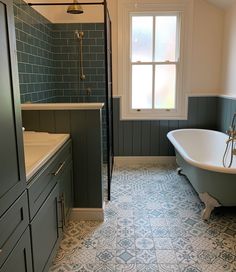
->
[120,113,188,121]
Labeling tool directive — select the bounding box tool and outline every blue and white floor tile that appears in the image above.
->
[50,164,236,272]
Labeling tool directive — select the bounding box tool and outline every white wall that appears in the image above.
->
[191,0,224,94]
[222,2,236,97]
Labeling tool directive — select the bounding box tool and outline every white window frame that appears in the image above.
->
[118,1,193,120]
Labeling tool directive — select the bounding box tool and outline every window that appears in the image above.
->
[131,15,179,111]
[118,1,192,120]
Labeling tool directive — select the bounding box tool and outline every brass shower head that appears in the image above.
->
[67,0,83,14]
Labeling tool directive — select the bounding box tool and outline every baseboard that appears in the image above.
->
[114,156,176,166]
[70,203,105,221]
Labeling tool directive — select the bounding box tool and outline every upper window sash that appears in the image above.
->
[130,13,181,64]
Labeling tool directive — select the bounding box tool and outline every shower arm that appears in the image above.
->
[28,2,104,6]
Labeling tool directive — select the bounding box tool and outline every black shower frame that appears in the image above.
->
[28,0,114,201]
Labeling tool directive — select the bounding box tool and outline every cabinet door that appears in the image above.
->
[30,184,61,272]
[0,0,26,216]
[0,228,33,272]
[59,161,73,226]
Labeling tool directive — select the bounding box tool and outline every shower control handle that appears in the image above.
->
[86,88,92,96]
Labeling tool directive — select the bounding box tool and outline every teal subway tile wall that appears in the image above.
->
[13,0,106,104]
[13,0,55,103]
[51,23,105,104]
[51,23,107,159]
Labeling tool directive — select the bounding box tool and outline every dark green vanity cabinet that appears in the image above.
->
[0,0,73,271]
[0,0,31,271]
[28,140,73,272]
[0,0,26,217]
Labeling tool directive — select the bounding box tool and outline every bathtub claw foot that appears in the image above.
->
[177,167,183,175]
[199,192,221,220]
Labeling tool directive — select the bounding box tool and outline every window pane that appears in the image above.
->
[132,65,152,109]
[155,65,176,109]
[155,16,177,62]
[132,16,153,62]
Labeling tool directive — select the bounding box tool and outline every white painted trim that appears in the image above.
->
[113,93,230,121]
[187,93,220,97]
[219,94,236,100]
[70,204,105,221]
[21,103,104,111]
[114,93,223,99]
[114,156,176,166]
[118,0,194,121]
[114,93,235,100]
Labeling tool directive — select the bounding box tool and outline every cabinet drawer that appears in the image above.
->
[0,192,29,267]
[27,140,72,220]
[0,227,32,272]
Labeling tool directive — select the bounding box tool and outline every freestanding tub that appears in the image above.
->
[167,129,236,220]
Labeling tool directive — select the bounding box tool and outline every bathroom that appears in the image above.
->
[1,0,236,271]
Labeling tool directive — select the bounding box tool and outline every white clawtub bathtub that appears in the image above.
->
[167,129,236,219]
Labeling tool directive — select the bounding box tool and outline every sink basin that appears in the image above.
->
[24,145,53,173]
[23,131,70,181]
[24,131,68,145]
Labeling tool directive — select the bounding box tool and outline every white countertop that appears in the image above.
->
[24,131,70,181]
[21,103,104,111]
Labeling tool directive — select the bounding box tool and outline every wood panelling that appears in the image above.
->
[22,110,103,208]
[113,97,218,156]
[21,96,234,206]
[217,97,236,133]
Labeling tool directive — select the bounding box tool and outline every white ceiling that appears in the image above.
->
[207,0,236,9]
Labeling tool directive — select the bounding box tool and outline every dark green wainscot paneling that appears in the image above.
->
[217,97,236,133]
[113,96,218,156]
[22,109,103,209]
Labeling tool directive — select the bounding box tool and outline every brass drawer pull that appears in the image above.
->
[52,161,65,176]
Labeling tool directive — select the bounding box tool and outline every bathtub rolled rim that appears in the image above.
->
[167,128,236,174]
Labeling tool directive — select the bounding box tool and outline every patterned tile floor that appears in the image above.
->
[49,164,236,272]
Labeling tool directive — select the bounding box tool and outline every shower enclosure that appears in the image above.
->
[104,2,114,201]
[28,0,114,201]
